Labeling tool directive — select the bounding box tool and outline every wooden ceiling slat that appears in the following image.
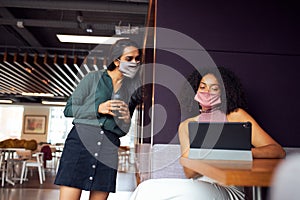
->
[13,53,58,95]
[42,54,74,95]
[73,55,85,78]
[54,54,77,88]
[2,53,43,93]
[0,67,29,93]
[1,62,42,93]
[63,54,81,84]
[33,53,70,96]
[0,82,19,94]
[93,56,99,71]
[83,56,91,74]
[23,53,65,96]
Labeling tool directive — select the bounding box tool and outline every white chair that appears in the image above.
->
[20,152,45,184]
[16,150,32,160]
[0,151,6,187]
[55,155,60,173]
[118,146,130,172]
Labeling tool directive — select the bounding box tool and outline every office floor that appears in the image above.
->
[0,161,136,200]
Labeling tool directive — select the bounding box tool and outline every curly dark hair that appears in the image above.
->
[180,67,247,114]
[106,39,142,71]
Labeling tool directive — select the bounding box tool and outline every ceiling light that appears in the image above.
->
[41,101,67,106]
[86,28,93,33]
[22,92,54,97]
[115,25,139,35]
[0,100,13,104]
[86,25,93,33]
[56,34,128,44]
[16,21,24,28]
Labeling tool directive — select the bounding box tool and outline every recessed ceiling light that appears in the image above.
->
[21,92,54,97]
[0,100,13,104]
[41,101,67,106]
[56,34,128,44]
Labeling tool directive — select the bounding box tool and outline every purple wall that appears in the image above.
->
[152,0,300,146]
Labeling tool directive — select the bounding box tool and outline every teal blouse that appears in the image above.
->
[64,69,131,137]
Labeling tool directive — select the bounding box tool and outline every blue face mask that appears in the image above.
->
[118,60,140,78]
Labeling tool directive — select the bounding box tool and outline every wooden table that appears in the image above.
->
[180,157,284,200]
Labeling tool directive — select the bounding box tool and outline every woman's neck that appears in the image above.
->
[107,70,123,93]
[201,107,209,112]
[200,105,221,113]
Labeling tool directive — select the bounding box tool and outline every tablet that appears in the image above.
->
[188,122,252,161]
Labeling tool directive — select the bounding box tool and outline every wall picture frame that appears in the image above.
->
[24,115,47,134]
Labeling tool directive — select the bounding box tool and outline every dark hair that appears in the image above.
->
[106,39,142,71]
[106,39,143,115]
[180,67,247,114]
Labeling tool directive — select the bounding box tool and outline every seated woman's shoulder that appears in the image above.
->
[179,116,198,129]
[227,108,252,122]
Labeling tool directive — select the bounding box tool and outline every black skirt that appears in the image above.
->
[54,123,120,192]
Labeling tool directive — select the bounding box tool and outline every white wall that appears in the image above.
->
[21,105,50,143]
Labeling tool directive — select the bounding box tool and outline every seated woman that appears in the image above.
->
[130,67,285,200]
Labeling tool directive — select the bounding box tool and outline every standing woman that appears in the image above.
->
[55,39,143,200]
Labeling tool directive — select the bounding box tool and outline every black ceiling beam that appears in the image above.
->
[0,7,42,48]
[0,18,119,31]
[0,0,148,15]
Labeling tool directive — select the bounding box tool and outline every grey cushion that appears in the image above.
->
[151,144,186,179]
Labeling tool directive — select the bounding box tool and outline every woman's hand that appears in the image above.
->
[115,100,130,123]
[98,100,114,115]
[98,100,130,123]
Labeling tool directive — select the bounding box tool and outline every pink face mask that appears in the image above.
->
[194,91,221,109]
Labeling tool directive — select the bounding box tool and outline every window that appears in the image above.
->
[0,106,24,141]
[47,107,138,146]
[47,107,73,144]
[120,109,138,147]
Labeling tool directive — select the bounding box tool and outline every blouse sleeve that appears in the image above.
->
[128,86,143,117]
[63,73,98,119]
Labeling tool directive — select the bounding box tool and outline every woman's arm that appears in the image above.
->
[64,72,97,118]
[227,108,286,158]
[178,116,201,178]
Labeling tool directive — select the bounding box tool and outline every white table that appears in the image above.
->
[0,148,26,185]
